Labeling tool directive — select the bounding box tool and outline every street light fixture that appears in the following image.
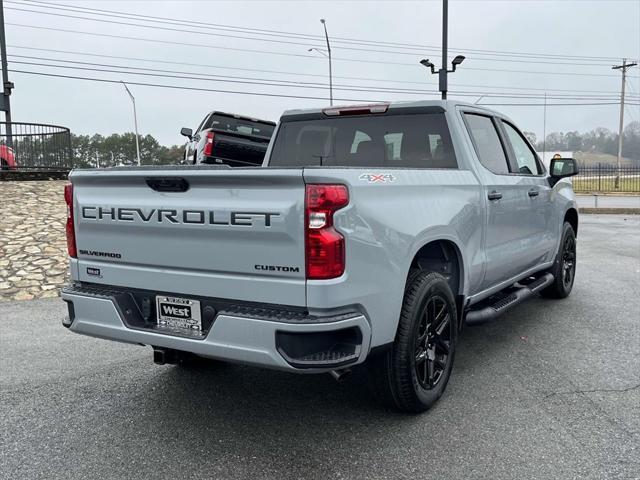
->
[419,59,436,74]
[308,47,328,58]
[419,55,465,99]
[451,55,466,69]
[120,80,141,166]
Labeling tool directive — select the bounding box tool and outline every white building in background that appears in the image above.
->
[535,151,574,169]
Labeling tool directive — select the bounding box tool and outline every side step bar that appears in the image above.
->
[465,273,554,326]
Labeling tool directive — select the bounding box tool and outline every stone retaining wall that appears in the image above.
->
[0,181,69,301]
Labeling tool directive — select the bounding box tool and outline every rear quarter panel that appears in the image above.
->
[303,168,483,347]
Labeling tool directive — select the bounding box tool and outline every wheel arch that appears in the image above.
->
[408,239,465,329]
[564,208,579,237]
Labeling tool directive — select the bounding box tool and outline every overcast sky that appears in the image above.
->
[5,0,640,146]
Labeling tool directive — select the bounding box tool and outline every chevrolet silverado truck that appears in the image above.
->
[180,111,275,167]
[61,100,579,413]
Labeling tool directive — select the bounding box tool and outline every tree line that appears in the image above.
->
[71,133,184,168]
[523,121,640,160]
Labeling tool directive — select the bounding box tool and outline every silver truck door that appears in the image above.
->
[498,119,556,266]
[462,112,533,289]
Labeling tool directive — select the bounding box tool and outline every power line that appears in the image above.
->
[625,80,640,121]
[12,69,638,108]
[469,65,637,79]
[10,59,634,102]
[9,56,634,101]
[5,23,321,61]
[9,69,379,102]
[4,5,621,67]
[13,0,634,63]
[6,23,637,79]
[10,45,635,95]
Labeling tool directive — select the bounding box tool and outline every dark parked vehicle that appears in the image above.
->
[0,144,16,170]
[180,111,276,167]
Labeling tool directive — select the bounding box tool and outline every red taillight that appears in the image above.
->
[64,183,77,258]
[203,131,215,156]
[305,184,349,280]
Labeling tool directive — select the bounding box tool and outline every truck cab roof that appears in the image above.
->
[280,100,504,121]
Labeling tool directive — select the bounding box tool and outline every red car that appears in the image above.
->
[0,144,16,170]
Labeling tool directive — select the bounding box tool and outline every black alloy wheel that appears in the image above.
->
[561,235,576,289]
[414,295,452,390]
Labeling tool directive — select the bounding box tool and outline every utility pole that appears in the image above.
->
[612,59,637,189]
[120,81,141,165]
[320,19,333,106]
[0,0,14,147]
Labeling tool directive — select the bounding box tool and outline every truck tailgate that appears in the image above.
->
[70,167,306,306]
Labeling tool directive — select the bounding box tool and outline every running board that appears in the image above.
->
[465,273,554,326]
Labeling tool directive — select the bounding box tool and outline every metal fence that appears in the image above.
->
[0,122,73,171]
[573,164,640,193]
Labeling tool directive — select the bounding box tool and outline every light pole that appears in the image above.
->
[320,18,333,105]
[120,81,141,165]
[419,0,465,99]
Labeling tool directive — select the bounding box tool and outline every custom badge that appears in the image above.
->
[359,173,397,183]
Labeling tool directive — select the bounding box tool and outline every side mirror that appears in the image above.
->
[180,127,193,139]
[550,158,579,179]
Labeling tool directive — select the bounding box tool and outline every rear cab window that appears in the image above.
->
[205,114,275,138]
[269,111,457,168]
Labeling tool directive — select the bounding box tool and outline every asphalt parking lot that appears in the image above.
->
[1,214,639,480]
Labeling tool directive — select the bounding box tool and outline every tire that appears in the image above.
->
[541,222,576,299]
[367,271,458,413]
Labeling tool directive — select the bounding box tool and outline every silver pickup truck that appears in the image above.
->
[61,100,579,413]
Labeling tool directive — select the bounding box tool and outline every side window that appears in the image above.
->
[463,113,510,175]
[502,122,542,175]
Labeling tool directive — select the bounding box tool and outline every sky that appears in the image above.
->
[4,0,640,146]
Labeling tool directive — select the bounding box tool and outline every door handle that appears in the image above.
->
[528,189,539,197]
[487,191,502,201]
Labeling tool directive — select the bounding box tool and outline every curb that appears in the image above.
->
[579,208,640,215]
[575,193,640,197]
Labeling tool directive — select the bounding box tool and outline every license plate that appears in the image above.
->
[156,296,202,331]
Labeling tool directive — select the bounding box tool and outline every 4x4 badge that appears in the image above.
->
[359,173,397,183]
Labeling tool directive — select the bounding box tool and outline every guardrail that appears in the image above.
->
[0,122,73,172]
[573,164,640,193]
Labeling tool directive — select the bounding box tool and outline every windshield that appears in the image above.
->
[205,115,275,138]
[269,113,457,168]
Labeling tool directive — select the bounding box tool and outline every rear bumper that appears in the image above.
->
[61,283,371,372]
